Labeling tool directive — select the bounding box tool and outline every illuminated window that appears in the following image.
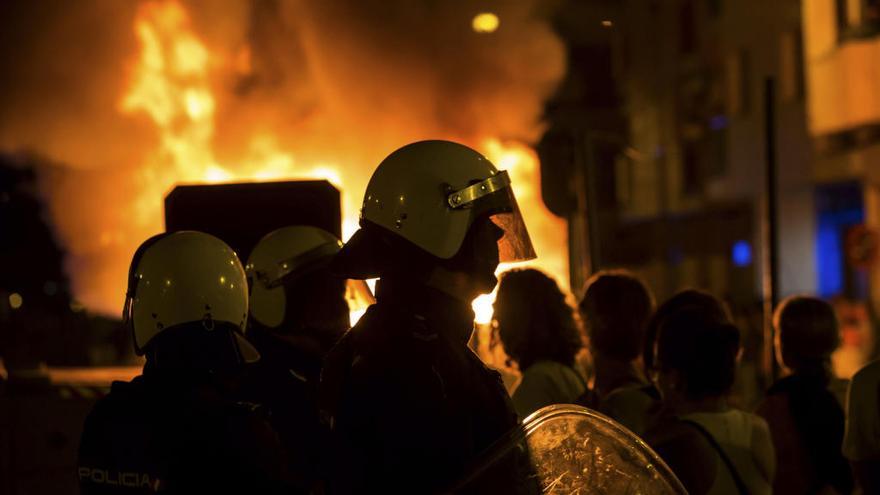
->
[838,0,880,40]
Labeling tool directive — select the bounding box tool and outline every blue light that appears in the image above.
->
[814,182,865,298]
[816,220,843,297]
[815,207,864,297]
[731,240,752,267]
[709,115,729,130]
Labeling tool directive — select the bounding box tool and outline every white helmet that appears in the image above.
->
[123,231,258,362]
[246,226,348,328]
[338,140,535,276]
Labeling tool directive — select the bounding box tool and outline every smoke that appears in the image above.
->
[0,0,566,315]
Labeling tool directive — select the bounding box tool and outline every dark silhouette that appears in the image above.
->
[493,268,585,418]
[579,269,657,435]
[238,226,351,493]
[844,358,880,494]
[646,306,774,495]
[642,289,731,376]
[77,232,292,494]
[320,141,539,494]
[757,296,853,494]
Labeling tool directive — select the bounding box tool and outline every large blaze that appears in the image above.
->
[2,0,567,322]
[118,1,343,232]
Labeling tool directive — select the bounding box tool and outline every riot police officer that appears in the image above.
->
[241,225,370,491]
[321,140,538,494]
[77,231,292,494]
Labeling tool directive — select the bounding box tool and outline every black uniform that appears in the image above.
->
[239,325,341,492]
[77,369,292,494]
[320,279,536,494]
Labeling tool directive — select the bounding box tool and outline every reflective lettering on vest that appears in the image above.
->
[121,472,139,487]
[91,469,106,484]
[78,466,162,492]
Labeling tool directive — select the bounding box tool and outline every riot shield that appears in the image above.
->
[450,404,686,494]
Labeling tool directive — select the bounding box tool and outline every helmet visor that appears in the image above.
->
[262,241,342,289]
[345,278,376,311]
[489,188,536,263]
[449,171,537,263]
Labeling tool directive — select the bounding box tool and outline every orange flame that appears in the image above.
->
[472,140,568,324]
[91,0,568,323]
[120,1,341,188]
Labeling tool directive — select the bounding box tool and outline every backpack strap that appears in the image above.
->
[563,364,598,409]
[680,419,750,495]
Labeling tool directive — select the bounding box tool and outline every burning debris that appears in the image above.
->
[0,0,567,317]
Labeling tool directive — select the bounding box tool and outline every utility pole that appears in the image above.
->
[762,77,780,385]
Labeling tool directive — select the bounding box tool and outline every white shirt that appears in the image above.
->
[683,409,775,495]
[844,359,880,461]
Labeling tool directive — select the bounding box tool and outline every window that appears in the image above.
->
[838,0,880,40]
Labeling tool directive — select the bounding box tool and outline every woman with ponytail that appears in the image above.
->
[757,296,853,494]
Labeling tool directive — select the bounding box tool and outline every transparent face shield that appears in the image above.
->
[447,170,537,263]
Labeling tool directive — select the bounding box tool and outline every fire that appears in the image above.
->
[117,0,349,229]
[472,140,568,324]
[119,0,333,189]
[67,0,568,322]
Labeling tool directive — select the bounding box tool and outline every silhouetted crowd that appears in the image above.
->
[496,267,862,494]
[75,141,879,494]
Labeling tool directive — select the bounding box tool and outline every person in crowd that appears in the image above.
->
[578,269,656,435]
[757,296,853,494]
[320,140,540,494]
[642,288,731,377]
[844,358,880,493]
[646,306,775,495]
[77,231,292,494]
[240,225,369,492]
[493,268,586,418]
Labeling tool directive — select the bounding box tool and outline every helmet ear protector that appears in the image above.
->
[124,232,172,356]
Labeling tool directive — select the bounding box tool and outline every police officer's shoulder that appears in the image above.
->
[358,302,440,350]
[350,322,445,394]
[85,377,147,420]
